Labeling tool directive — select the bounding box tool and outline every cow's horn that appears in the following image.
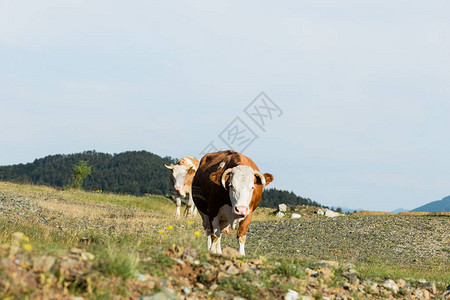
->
[164,164,173,169]
[221,168,233,189]
[254,170,266,187]
[189,163,197,171]
[185,157,197,171]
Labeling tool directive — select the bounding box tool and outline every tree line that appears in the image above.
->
[259,188,322,208]
[0,150,323,208]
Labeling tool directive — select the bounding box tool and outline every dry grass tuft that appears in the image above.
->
[398,211,450,216]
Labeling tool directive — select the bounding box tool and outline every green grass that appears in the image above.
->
[357,262,449,286]
[141,251,174,278]
[272,259,306,278]
[95,243,140,280]
[0,218,79,249]
[218,276,259,299]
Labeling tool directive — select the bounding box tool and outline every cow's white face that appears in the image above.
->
[170,165,189,195]
[227,165,255,217]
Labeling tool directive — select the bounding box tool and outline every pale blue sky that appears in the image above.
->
[1,0,449,211]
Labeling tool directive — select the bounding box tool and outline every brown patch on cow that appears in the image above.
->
[211,234,219,243]
[209,170,223,187]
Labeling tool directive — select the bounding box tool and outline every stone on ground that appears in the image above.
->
[284,289,299,300]
[279,203,287,212]
[276,211,285,218]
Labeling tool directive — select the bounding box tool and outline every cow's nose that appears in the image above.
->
[234,206,249,216]
[174,186,182,191]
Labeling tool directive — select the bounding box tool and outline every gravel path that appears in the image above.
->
[246,215,450,268]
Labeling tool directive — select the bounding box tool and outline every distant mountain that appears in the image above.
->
[391,208,409,214]
[411,196,450,212]
[0,150,320,208]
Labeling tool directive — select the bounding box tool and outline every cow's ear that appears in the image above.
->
[187,167,196,176]
[210,170,229,189]
[209,171,221,186]
[263,173,273,186]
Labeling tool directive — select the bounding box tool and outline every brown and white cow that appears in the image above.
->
[165,156,200,218]
[192,150,273,255]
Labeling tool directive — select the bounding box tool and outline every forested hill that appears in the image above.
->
[0,151,176,196]
[0,150,322,208]
[259,188,321,208]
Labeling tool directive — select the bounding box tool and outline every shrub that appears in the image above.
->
[96,244,139,279]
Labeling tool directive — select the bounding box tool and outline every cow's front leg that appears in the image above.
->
[187,192,197,217]
[206,229,212,250]
[210,216,222,254]
[198,210,212,250]
[237,212,253,256]
[237,235,246,256]
[175,196,182,219]
[191,205,198,217]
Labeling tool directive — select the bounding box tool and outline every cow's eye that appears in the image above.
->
[251,186,255,190]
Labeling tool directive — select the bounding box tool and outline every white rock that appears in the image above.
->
[278,204,287,212]
[276,211,285,218]
[317,209,324,215]
[324,209,341,218]
[291,213,301,219]
[284,289,299,300]
[381,279,399,293]
[136,273,147,281]
[181,286,191,294]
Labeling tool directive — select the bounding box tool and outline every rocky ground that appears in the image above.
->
[0,183,449,299]
[2,238,449,299]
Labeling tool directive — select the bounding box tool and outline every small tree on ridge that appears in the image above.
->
[72,160,91,189]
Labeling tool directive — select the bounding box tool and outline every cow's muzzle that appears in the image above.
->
[234,206,249,216]
[174,185,182,191]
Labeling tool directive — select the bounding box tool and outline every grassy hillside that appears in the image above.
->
[0,182,449,299]
[412,196,450,212]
